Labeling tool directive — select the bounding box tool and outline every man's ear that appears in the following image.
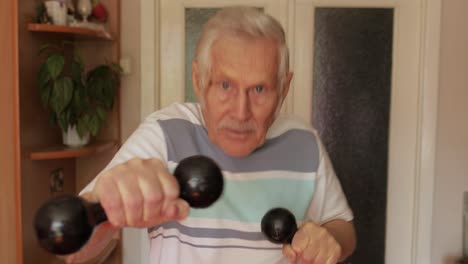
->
[192,61,202,101]
[281,72,293,100]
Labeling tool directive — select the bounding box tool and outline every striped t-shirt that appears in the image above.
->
[82,102,353,264]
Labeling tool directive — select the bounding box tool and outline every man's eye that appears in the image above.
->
[254,85,264,93]
[221,81,230,90]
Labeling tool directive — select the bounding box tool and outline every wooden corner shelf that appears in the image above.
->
[29,140,118,160]
[27,23,113,40]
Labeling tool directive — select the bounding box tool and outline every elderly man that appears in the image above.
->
[69,6,356,264]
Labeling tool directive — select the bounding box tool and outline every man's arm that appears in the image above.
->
[62,157,190,263]
[61,192,119,264]
[322,219,356,262]
[60,113,176,263]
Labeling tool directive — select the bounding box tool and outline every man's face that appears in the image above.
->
[193,36,292,157]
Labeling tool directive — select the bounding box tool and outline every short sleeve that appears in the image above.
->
[306,135,353,225]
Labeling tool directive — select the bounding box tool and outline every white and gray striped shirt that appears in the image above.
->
[82,102,353,264]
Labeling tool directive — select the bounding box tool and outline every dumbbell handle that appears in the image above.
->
[87,201,107,226]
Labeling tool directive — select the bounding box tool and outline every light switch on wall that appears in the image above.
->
[120,57,132,75]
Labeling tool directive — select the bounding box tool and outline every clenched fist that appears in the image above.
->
[282,221,342,264]
[88,158,190,228]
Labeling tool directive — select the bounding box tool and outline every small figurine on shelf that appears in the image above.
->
[35,2,52,24]
[77,0,92,23]
[66,0,77,25]
[91,0,108,23]
[68,0,110,38]
[43,0,68,26]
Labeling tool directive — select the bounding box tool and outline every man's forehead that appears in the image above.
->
[210,36,279,76]
[210,60,278,85]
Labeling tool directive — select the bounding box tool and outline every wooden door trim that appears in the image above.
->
[12,0,22,262]
[0,0,22,262]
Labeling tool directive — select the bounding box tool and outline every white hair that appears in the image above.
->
[194,6,290,99]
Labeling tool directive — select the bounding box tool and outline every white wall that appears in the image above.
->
[120,0,141,138]
[120,0,144,263]
[431,0,468,263]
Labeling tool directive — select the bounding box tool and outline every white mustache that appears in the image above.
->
[218,119,257,132]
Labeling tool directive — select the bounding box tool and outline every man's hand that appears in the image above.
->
[282,221,341,264]
[89,158,190,228]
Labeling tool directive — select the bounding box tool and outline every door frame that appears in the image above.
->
[140,0,441,263]
[289,1,441,264]
[0,0,22,263]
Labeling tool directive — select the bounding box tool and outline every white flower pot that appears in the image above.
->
[62,125,90,148]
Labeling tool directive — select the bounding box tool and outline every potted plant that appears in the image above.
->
[38,41,122,147]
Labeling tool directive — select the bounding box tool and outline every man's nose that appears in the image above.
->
[232,91,252,121]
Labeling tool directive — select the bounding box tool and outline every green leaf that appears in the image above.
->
[72,86,83,111]
[96,78,106,100]
[38,43,62,56]
[57,112,69,131]
[40,84,52,108]
[92,65,108,76]
[61,40,75,48]
[38,64,52,107]
[77,116,88,137]
[46,54,65,79]
[87,65,118,109]
[71,60,83,84]
[110,62,124,73]
[102,81,115,109]
[87,77,104,100]
[96,107,106,121]
[38,63,51,88]
[74,51,85,68]
[38,44,51,56]
[50,77,73,113]
[89,114,100,136]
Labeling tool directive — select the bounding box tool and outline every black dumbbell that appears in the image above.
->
[33,155,224,255]
[261,207,298,244]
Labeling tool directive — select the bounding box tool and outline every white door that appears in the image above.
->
[141,0,441,263]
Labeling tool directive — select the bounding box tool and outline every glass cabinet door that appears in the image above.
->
[184,8,219,102]
[311,8,393,263]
